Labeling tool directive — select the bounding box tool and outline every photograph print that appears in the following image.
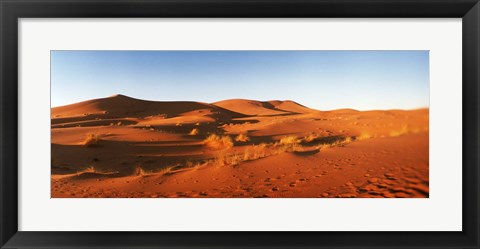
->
[51,50,429,198]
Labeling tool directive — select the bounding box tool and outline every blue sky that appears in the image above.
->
[51,50,429,110]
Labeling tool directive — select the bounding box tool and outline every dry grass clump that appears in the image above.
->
[242,143,269,160]
[83,133,101,147]
[133,165,147,176]
[252,143,268,159]
[156,166,174,176]
[317,136,353,150]
[390,125,409,137]
[221,153,242,166]
[243,147,253,161]
[235,133,250,142]
[229,154,242,166]
[189,128,199,135]
[304,133,320,143]
[212,143,270,167]
[76,166,120,176]
[81,166,97,174]
[185,161,205,169]
[278,135,301,152]
[214,151,246,167]
[280,135,301,145]
[204,134,234,150]
[356,131,373,141]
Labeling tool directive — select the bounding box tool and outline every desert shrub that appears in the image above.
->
[189,128,199,135]
[235,133,250,142]
[317,136,354,150]
[356,131,373,141]
[82,166,97,173]
[83,133,100,147]
[279,135,301,152]
[280,135,301,145]
[243,147,252,161]
[304,133,320,143]
[390,125,409,137]
[156,166,174,176]
[226,154,242,166]
[252,143,268,159]
[185,161,204,169]
[133,165,147,176]
[342,136,352,144]
[214,151,228,166]
[213,152,242,167]
[204,134,234,150]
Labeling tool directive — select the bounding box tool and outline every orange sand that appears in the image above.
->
[51,95,429,198]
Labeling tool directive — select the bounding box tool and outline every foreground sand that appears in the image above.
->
[51,95,429,198]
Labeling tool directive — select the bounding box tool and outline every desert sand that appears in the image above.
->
[51,94,429,198]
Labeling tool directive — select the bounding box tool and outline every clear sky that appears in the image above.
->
[51,50,429,110]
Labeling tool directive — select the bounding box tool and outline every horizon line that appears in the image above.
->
[51,93,430,112]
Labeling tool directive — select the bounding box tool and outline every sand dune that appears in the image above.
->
[213,99,311,116]
[52,94,246,119]
[51,95,429,198]
[268,100,314,114]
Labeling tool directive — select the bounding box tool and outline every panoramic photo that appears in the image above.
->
[51,50,429,198]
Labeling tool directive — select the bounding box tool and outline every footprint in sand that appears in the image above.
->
[377,183,388,188]
[394,192,410,198]
[337,193,357,198]
[382,192,395,198]
[407,184,429,195]
[368,178,379,183]
[404,177,421,184]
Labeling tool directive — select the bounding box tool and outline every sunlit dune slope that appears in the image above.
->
[52,94,246,119]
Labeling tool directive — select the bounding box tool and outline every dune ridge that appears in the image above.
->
[52,94,247,119]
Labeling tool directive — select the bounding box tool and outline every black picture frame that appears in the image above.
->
[1,0,479,248]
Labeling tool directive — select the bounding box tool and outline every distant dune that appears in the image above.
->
[213,99,314,116]
[52,94,246,120]
[51,94,429,198]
